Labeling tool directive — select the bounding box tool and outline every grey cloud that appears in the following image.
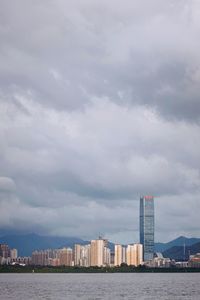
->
[0,177,16,192]
[1,98,200,199]
[155,193,200,242]
[0,0,200,119]
[0,96,200,241]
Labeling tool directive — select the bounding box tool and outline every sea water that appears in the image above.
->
[0,273,199,299]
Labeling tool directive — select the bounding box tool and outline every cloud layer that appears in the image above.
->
[0,0,200,243]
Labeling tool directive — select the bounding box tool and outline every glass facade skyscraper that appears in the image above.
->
[140,195,154,261]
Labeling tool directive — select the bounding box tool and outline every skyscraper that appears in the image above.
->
[140,195,154,261]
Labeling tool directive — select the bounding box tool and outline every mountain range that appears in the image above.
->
[162,241,200,261]
[155,236,200,252]
[0,233,200,258]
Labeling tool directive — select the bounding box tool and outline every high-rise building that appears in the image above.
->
[74,244,91,267]
[114,244,122,266]
[59,248,73,266]
[0,244,10,258]
[90,239,104,267]
[10,248,18,260]
[126,244,143,266]
[31,249,60,266]
[81,244,91,267]
[140,195,154,261]
[122,246,126,264]
[110,251,115,266]
[103,247,110,266]
[31,250,49,266]
[74,244,81,266]
[134,244,143,266]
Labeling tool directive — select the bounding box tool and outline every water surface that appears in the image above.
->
[0,273,199,299]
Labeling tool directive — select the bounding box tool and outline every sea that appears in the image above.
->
[0,273,199,299]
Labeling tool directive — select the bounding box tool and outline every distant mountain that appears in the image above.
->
[163,241,200,261]
[0,233,88,256]
[155,236,200,253]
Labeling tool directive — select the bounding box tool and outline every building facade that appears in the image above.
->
[74,244,91,267]
[0,244,10,259]
[140,195,154,261]
[103,247,111,266]
[90,239,104,267]
[10,248,18,260]
[59,248,73,266]
[74,244,81,266]
[114,244,122,266]
[126,244,143,266]
[188,253,200,268]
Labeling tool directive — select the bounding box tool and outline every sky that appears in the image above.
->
[0,0,200,244]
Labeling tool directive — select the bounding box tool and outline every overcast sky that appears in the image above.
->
[0,0,200,244]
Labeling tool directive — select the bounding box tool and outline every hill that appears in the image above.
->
[155,236,200,253]
[163,241,200,261]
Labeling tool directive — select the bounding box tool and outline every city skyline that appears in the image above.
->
[0,0,200,244]
[2,233,200,268]
[0,194,199,268]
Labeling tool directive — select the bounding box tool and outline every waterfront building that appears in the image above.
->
[10,248,18,260]
[122,246,126,264]
[175,261,188,268]
[110,251,115,266]
[74,244,91,267]
[31,249,63,266]
[0,244,18,265]
[15,256,32,266]
[59,247,73,266]
[126,245,133,265]
[114,244,122,266]
[103,246,111,266]
[31,250,49,266]
[74,244,81,266]
[48,258,60,266]
[126,244,143,266]
[80,244,91,267]
[0,244,10,258]
[188,253,200,268]
[90,239,104,267]
[140,195,154,261]
[134,244,143,266]
[145,257,172,268]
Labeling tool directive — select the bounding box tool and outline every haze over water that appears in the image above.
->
[0,273,199,300]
